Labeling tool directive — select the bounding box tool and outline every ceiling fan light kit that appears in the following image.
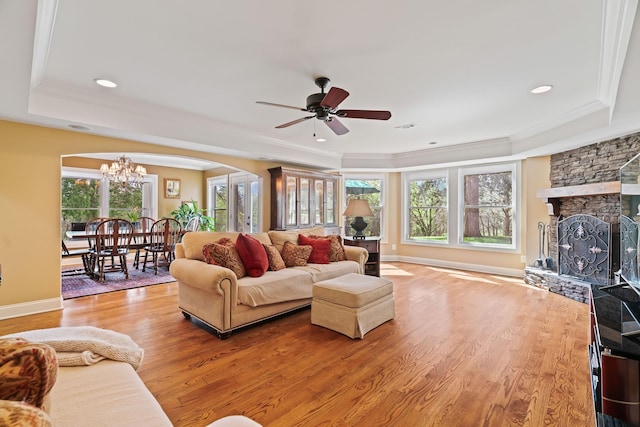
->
[257,77,391,136]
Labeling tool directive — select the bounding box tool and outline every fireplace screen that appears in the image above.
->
[557,214,611,286]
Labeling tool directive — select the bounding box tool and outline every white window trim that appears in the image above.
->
[401,161,521,253]
[402,169,450,245]
[458,162,519,251]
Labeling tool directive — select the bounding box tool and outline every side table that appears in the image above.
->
[343,237,380,277]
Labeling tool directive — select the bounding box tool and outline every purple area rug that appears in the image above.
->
[62,264,176,299]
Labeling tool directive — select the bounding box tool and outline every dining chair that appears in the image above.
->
[84,217,107,274]
[132,216,156,269]
[93,218,134,281]
[61,220,92,276]
[141,218,182,275]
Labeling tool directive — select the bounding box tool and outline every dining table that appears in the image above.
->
[64,229,185,278]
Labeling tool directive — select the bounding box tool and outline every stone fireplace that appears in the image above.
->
[524,131,640,303]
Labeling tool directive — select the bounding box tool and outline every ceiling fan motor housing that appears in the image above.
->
[307,93,332,120]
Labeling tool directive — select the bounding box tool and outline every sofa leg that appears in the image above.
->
[217,331,232,340]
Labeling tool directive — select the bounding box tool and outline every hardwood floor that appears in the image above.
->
[0,262,594,426]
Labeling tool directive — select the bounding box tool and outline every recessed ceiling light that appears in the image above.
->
[530,84,553,94]
[94,78,117,88]
[316,138,326,142]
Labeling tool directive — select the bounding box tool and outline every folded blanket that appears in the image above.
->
[2,326,144,370]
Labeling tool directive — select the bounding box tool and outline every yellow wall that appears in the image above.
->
[0,119,553,318]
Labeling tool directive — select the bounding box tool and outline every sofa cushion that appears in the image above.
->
[298,234,331,264]
[263,244,286,271]
[308,234,346,262]
[49,360,172,426]
[281,241,312,267]
[235,234,269,277]
[299,260,361,283]
[237,268,315,307]
[203,238,246,278]
[0,338,58,410]
[267,226,325,253]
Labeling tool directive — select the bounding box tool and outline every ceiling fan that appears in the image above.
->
[256,77,391,136]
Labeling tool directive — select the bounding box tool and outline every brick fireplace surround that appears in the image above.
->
[524,131,640,303]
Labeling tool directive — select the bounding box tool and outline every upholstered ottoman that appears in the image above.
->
[311,273,395,339]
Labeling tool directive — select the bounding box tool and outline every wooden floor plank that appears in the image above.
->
[0,262,595,426]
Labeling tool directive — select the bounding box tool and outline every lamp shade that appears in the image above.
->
[343,199,373,217]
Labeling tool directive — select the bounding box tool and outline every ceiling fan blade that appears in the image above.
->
[256,101,308,112]
[324,117,349,135]
[335,109,392,120]
[320,87,349,110]
[275,115,315,129]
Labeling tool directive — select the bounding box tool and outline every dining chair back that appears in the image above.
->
[132,216,156,269]
[93,218,134,281]
[142,218,182,274]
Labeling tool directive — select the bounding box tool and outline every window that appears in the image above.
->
[61,176,102,223]
[406,174,448,242]
[402,162,519,251]
[61,167,157,229]
[460,165,515,248]
[208,172,260,233]
[344,176,384,238]
[207,177,228,231]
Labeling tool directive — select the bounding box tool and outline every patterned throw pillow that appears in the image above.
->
[281,241,312,267]
[298,234,331,264]
[0,400,53,427]
[307,234,346,262]
[263,244,286,271]
[202,237,246,278]
[0,338,58,409]
[235,234,269,277]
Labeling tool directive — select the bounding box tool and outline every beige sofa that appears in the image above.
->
[170,228,368,338]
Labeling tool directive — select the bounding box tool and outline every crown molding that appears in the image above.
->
[599,0,638,117]
[31,0,58,89]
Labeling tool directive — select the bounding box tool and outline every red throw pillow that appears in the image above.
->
[298,234,331,264]
[235,233,269,277]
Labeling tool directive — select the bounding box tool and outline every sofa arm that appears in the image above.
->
[343,246,368,274]
[170,258,237,295]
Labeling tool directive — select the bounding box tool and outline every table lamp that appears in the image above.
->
[343,199,373,239]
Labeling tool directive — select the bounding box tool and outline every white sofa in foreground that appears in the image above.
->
[170,228,368,338]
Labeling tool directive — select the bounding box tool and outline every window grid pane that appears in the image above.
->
[463,171,513,245]
[408,177,447,241]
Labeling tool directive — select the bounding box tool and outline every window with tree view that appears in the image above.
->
[462,168,514,247]
[61,177,102,223]
[408,176,447,242]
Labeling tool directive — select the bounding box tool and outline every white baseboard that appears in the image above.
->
[380,255,524,278]
[0,298,62,321]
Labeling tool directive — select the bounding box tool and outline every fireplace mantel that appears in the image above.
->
[536,181,620,216]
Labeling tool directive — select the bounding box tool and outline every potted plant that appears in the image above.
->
[127,207,140,228]
[169,200,214,231]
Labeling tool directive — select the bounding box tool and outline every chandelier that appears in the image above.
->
[100,155,147,190]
